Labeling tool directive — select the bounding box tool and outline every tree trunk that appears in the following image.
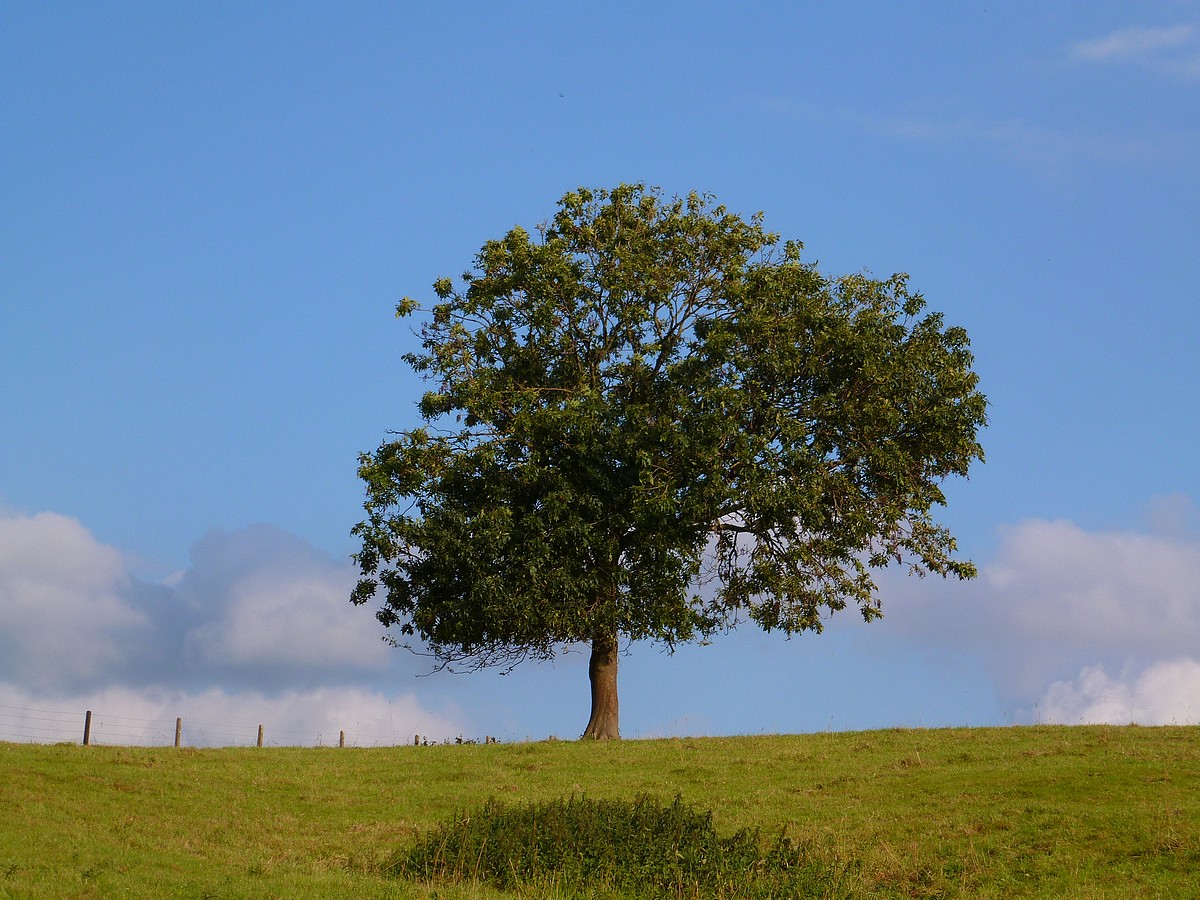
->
[581,632,620,740]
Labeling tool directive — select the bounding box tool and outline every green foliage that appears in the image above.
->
[392,793,852,898]
[353,183,986,674]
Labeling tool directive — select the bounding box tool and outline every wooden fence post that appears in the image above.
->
[83,710,92,746]
[414,734,420,746]
[257,724,264,747]
[175,717,182,748]
[339,730,345,748]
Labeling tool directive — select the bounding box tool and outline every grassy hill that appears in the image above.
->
[2,726,1198,898]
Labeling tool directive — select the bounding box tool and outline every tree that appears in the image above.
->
[352,184,986,740]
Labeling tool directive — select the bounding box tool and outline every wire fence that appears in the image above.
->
[0,703,497,749]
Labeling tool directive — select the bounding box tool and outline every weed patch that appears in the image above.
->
[389,793,854,898]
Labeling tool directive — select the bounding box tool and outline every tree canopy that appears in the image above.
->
[352,184,986,739]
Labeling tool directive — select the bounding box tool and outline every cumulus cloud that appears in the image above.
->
[1070,24,1200,80]
[0,509,466,743]
[881,498,1200,721]
[177,524,391,684]
[0,511,150,691]
[984,518,1200,654]
[1033,659,1200,725]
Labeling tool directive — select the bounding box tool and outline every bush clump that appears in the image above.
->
[389,793,852,898]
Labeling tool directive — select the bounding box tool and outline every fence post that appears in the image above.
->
[414,734,420,746]
[339,730,345,748]
[257,724,264,748]
[83,710,92,746]
[175,717,182,748]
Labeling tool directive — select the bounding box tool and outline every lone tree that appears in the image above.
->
[352,184,986,740]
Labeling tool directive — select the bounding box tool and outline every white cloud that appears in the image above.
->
[0,682,465,747]
[1070,24,1200,80]
[0,510,149,691]
[183,526,390,673]
[985,518,1200,651]
[1032,659,1200,725]
[881,500,1200,706]
[0,514,397,691]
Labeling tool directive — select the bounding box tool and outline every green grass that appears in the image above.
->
[2,726,1198,898]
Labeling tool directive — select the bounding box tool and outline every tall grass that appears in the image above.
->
[2,726,1198,898]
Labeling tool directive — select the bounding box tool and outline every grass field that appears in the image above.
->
[2,726,1198,898]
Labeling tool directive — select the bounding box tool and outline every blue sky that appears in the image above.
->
[3,2,1199,745]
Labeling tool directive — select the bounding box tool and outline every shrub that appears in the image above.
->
[388,793,853,898]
